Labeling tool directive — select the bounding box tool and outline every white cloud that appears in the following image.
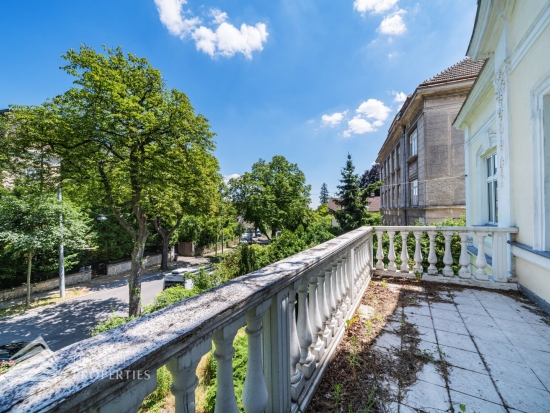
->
[378,9,406,35]
[321,111,347,127]
[210,8,228,24]
[192,22,268,59]
[155,0,268,59]
[224,173,240,183]
[356,99,391,122]
[343,116,375,137]
[154,0,200,37]
[354,0,398,15]
[343,99,391,137]
[392,91,407,103]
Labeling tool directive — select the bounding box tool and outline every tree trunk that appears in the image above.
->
[161,235,170,271]
[26,252,33,307]
[128,225,148,318]
[153,217,181,271]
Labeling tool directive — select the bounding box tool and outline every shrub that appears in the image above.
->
[90,313,136,336]
[142,285,200,315]
[139,365,172,413]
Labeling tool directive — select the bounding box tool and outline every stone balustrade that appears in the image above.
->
[0,227,373,413]
[372,226,518,282]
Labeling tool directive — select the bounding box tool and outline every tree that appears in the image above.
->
[360,163,381,195]
[0,193,89,306]
[230,156,311,239]
[4,46,217,317]
[334,154,369,232]
[319,183,329,205]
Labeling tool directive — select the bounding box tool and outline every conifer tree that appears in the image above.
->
[334,154,369,231]
[319,183,329,205]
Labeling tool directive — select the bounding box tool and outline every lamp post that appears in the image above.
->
[58,187,65,298]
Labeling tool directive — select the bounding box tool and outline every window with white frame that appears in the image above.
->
[409,129,418,157]
[411,179,418,206]
[486,153,498,224]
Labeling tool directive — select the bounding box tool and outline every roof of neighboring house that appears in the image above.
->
[420,58,485,86]
[367,196,380,212]
[327,198,341,212]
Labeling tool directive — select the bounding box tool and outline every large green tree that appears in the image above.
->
[230,156,311,239]
[0,193,89,306]
[4,45,217,316]
[334,154,370,232]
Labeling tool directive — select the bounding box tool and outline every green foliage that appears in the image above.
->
[230,155,311,239]
[90,313,136,336]
[334,154,370,232]
[139,365,172,413]
[204,332,248,413]
[142,285,199,315]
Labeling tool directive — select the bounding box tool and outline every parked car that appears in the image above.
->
[240,233,252,243]
[163,267,191,290]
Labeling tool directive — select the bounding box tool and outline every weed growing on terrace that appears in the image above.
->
[332,383,342,413]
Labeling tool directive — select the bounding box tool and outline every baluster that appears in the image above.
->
[376,231,385,270]
[337,257,347,315]
[427,231,438,275]
[308,271,325,360]
[400,231,410,272]
[297,281,316,378]
[326,264,338,334]
[213,323,241,413]
[387,231,397,271]
[95,370,158,413]
[317,267,332,345]
[474,232,489,281]
[442,230,454,277]
[243,303,270,413]
[167,340,211,413]
[332,260,343,326]
[343,251,351,311]
[413,231,423,276]
[458,232,471,279]
[347,247,355,306]
[289,287,304,401]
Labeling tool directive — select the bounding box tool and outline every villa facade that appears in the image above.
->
[454,0,550,310]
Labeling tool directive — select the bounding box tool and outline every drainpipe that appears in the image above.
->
[402,125,408,225]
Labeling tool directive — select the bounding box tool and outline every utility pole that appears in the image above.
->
[58,186,65,298]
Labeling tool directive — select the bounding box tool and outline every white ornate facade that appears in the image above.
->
[454,0,550,310]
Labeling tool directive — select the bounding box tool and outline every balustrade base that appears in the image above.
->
[290,373,305,402]
[311,341,325,361]
[298,357,317,379]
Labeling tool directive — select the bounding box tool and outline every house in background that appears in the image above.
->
[454,0,550,311]
[377,58,484,225]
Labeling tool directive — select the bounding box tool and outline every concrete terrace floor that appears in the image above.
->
[373,282,550,413]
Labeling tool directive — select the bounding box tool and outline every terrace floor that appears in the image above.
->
[308,278,550,413]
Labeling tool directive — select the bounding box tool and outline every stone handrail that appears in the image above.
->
[372,225,518,282]
[0,227,374,413]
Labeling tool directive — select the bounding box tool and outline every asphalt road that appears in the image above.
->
[0,272,166,352]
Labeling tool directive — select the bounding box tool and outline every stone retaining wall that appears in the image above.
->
[0,270,92,301]
[106,253,162,276]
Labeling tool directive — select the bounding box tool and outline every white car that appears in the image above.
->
[163,267,192,290]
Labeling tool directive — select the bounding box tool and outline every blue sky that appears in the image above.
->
[0,0,477,207]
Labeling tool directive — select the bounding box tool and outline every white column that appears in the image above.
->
[492,231,508,282]
[213,321,242,413]
[243,304,270,413]
[337,257,347,315]
[332,261,343,326]
[167,339,211,413]
[442,231,454,277]
[317,268,331,346]
[288,287,304,401]
[308,271,324,360]
[347,247,355,307]
[326,264,338,333]
[458,232,471,279]
[474,232,489,281]
[413,231,423,276]
[400,231,409,272]
[376,231,385,270]
[387,231,397,272]
[296,281,316,378]
[343,250,351,311]
[427,231,438,275]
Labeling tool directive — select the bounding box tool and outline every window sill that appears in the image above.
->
[407,155,418,163]
[508,241,550,260]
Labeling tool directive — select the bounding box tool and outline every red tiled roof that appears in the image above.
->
[367,196,380,212]
[420,58,484,86]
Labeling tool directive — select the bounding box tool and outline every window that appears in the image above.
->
[397,184,401,206]
[396,145,400,169]
[410,130,418,157]
[411,180,418,206]
[486,153,498,224]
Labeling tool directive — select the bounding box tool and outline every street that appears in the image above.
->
[0,272,166,351]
